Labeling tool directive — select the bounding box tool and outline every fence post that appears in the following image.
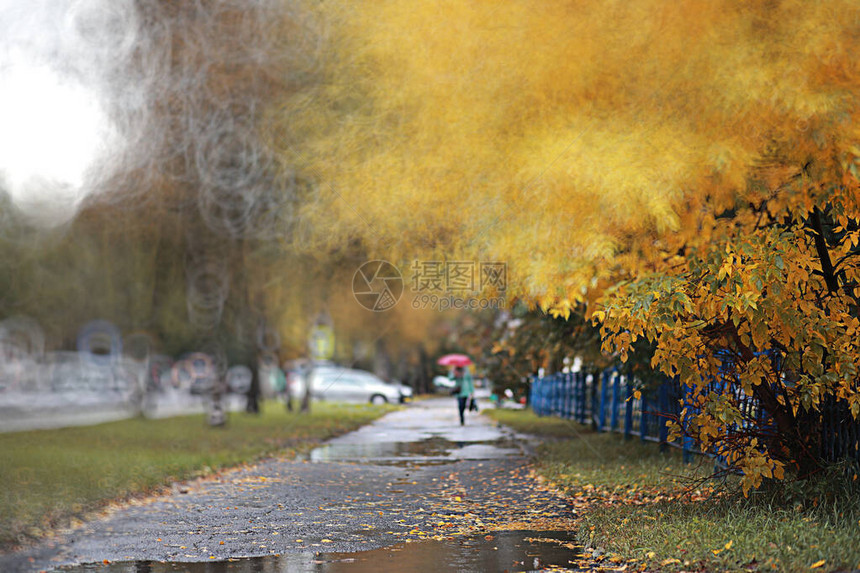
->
[597,370,609,431]
[589,373,598,430]
[557,373,563,417]
[557,373,563,416]
[542,375,548,416]
[548,374,555,416]
[576,372,585,423]
[682,382,694,463]
[624,379,634,440]
[640,393,648,441]
[538,375,542,415]
[682,437,695,463]
[610,370,620,431]
[543,375,550,416]
[584,372,590,424]
[562,373,570,419]
[658,381,669,452]
[567,372,575,418]
[557,373,563,418]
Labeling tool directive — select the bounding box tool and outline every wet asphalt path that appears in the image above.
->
[1,398,576,573]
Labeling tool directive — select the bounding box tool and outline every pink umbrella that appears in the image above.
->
[437,353,473,367]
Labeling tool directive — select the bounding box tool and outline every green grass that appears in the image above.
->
[485,407,597,438]
[485,408,860,572]
[0,402,397,548]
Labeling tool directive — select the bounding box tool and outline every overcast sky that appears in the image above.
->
[0,0,133,226]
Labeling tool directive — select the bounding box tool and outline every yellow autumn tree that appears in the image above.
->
[269,0,860,489]
[276,0,856,294]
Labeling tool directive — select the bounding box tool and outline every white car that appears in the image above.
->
[390,380,413,402]
[308,366,403,405]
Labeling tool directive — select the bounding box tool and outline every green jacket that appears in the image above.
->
[271,368,287,392]
[450,370,474,398]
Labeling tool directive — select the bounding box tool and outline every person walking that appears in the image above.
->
[451,366,475,426]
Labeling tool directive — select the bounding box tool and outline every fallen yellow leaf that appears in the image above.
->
[810,560,826,569]
[725,540,733,550]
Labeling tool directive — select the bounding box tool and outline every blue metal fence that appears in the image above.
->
[820,396,860,465]
[530,368,860,468]
[530,370,688,455]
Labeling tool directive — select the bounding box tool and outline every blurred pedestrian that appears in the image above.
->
[450,366,475,426]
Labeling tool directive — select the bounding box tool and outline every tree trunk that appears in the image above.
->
[418,344,432,395]
[300,363,312,412]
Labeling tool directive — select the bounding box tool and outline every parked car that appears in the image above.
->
[308,366,403,404]
[390,380,413,402]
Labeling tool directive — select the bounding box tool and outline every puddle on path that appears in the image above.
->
[305,437,522,467]
[54,530,583,572]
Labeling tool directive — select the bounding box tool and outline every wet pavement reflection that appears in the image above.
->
[7,399,578,573]
[306,437,524,467]
[57,530,583,572]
